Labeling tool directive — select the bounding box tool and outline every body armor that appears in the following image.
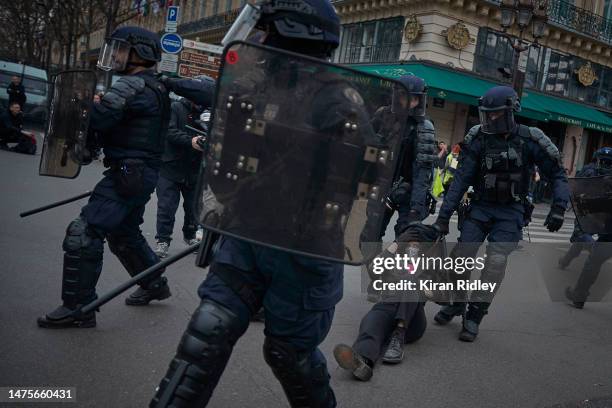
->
[103,75,170,154]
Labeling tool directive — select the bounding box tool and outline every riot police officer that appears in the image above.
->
[431,86,569,342]
[333,76,436,379]
[37,27,172,329]
[565,146,612,308]
[148,2,374,406]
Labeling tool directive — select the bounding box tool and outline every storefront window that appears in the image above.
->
[474,27,612,110]
[335,17,403,64]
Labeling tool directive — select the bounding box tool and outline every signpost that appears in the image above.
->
[177,39,223,79]
[159,6,182,75]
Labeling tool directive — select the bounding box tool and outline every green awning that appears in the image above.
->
[353,62,612,132]
[521,91,612,133]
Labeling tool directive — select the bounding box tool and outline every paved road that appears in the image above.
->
[0,147,611,408]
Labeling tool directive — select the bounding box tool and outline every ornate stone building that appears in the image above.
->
[332,0,612,174]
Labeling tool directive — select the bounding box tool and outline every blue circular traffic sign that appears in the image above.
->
[160,33,183,54]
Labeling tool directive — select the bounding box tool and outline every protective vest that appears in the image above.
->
[475,126,530,204]
[104,75,170,154]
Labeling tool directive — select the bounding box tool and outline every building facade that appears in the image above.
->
[80,0,612,174]
[332,0,612,174]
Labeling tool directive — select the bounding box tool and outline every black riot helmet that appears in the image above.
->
[97,26,161,73]
[594,146,612,175]
[392,75,427,117]
[478,86,521,135]
[222,0,340,58]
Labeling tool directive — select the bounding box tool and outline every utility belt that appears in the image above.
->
[104,158,149,198]
[464,189,534,226]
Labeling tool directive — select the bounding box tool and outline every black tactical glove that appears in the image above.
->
[432,217,450,236]
[544,204,565,232]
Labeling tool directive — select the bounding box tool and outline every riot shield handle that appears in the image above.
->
[80,244,199,315]
[20,191,92,218]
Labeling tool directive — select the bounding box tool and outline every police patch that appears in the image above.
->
[342,87,364,105]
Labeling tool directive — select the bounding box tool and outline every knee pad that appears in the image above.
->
[61,217,104,307]
[63,216,103,258]
[263,337,335,408]
[150,300,244,408]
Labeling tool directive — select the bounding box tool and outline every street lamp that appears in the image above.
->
[498,0,548,98]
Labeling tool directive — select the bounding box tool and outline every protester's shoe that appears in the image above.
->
[251,308,265,322]
[459,319,479,342]
[333,344,373,382]
[37,305,96,329]
[565,286,585,309]
[434,304,465,325]
[125,277,171,306]
[382,328,405,364]
[155,241,170,258]
[184,237,201,253]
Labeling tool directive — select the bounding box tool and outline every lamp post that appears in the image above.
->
[499,0,548,98]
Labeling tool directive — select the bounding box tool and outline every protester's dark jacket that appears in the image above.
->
[0,110,23,139]
[160,98,203,184]
[7,83,26,107]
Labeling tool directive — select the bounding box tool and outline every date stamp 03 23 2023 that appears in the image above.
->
[0,387,76,403]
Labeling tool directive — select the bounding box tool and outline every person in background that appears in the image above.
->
[0,102,36,154]
[7,76,26,109]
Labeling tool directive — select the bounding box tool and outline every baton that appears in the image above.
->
[20,191,92,218]
[80,244,199,314]
[185,125,206,136]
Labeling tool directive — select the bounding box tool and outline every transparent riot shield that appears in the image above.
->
[39,70,96,178]
[569,176,612,235]
[195,41,411,265]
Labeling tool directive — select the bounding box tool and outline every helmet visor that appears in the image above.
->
[392,86,426,117]
[479,107,514,134]
[97,39,131,72]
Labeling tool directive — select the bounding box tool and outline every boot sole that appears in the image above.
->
[434,313,458,325]
[125,289,172,306]
[37,317,96,329]
[333,344,357,371]
[459,331,477,342]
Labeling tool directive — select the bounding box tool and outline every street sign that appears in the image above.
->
[178,64,218,79]
[177,39,223,79]
[166,6,179,24]
[160,53,179,73]
[165,6,180,33]
[182,39,223,55]
[160,33,183,54]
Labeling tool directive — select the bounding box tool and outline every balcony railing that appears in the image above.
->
[548,0,612,44]
[487,0,612,44]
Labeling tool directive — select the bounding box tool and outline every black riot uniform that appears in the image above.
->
[37,27,172,329]
[149,2,372,407]
[565,147,612,308]
[334,75,437,380]
[431,86,569,342]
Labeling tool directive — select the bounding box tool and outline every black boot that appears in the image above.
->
[382,327,405,364]
[333,344,373,382]
[125,277,171,306]
[434,303,465,325]
[459,303,487,342]
[565,286,585,309]
[37,305,96,329]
